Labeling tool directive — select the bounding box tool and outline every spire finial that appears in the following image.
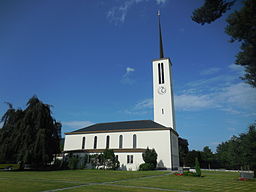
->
[158,10,164,58]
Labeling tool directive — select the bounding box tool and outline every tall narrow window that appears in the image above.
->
[161,63,164,84]
[133,134,137,149]
[82,137,85,149]
[127,155,134,164]
[158,63,164,84]
[119,135,123,149]
[162,108,164,114]
[127,155,130,163]
[158,63,161,84]
[106,135,110,149]
[94,136,97,149]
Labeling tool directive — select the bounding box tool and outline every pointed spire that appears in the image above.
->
[158,10,164,59]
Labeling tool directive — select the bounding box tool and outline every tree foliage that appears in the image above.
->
[225,0,256,87]
[141,147,158,170]
[0,96,61,168]
[192,0,234,25]
[192,0,256,87]
[178,137,189,167]
[102,149,119,170]
[195,157,202,177]
[216,122,256,171]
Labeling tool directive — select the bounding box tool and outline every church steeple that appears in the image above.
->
[153,11,176,130]
[158,10,164,59]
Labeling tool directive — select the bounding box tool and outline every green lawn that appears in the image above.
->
[0,170,255,192]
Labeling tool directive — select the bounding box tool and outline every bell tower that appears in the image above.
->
[153,11,176,130]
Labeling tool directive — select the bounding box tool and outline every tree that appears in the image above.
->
[192,0,235,25]
[202,146,214,169]
[184,150,202,167]
[216,122,256,172]
[178,137,189,167]
[0,96,61,168]
[139,148,158,170]
[195,157,202,177]
[192,0,256,87]
[102,149,119,170]
[0,103,24,163]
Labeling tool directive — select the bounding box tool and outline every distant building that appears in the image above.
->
[64,12,179,170]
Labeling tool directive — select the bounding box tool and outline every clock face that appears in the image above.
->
[158,86,166,95]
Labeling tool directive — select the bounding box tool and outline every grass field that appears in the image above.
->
[0,170,255,192]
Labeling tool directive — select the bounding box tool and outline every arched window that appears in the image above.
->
[106,135,110,149]
[82,137,85,149]
[133,134,137,149]
[119,135,123,149]
[94,136,97,149]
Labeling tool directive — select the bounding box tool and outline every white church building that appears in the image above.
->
[64,13,179,171]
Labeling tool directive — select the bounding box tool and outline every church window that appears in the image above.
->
[162,108,164,114]
[161,63,164,84]
[119,135,123,149]
[94,136,97,149]
[106,135,110,149]
[127,155,133,164]
[158,63,165,84]
[158,63,161,84]
[133,134,137,149]
[82,137,85,149]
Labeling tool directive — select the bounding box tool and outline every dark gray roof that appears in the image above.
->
[71,120,167,133]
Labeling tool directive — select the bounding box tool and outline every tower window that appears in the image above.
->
[119,135,123,149]
[133,134,137,149]
[82,137,85,149]
[158,63,161,84]
[162,108,164,114]
[94,136,97,149]
[161,63,164,84]
[158,63,164,84]
[106,135,110,149]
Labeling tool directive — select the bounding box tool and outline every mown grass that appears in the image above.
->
[117,171,256,192]
[0,170,255,192]
[0,169,163,192]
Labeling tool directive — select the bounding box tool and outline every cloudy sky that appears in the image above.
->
[0,0,255,151]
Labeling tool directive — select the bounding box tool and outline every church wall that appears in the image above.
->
[64,129,172,170]
[170,132,179,169]
[153,58,175,130]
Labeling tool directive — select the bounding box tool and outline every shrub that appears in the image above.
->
[139,163,155,171]
[142,148,157,169]
[68,156,79,170]
[103,149,119,170]
[195,157,201,177]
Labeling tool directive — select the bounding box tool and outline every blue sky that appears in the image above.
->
[0,0,255,151]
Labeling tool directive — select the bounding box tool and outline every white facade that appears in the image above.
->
[153,58,176,130]
[64,129,179,170]
[64,14,180,171]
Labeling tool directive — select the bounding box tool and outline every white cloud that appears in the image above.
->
[62,121,94,129]
[174,94,214,111]
[0,122,3,128]
[121,67,135,85]
[134,98,153,110]
[228,64,244,75]
[200,67,221,75]
[227,127,236,132]
[126,67,135,73]
[156,0,167,4]
[107,0,168,24]
[124,98,153,115]
[175,82,256,114]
